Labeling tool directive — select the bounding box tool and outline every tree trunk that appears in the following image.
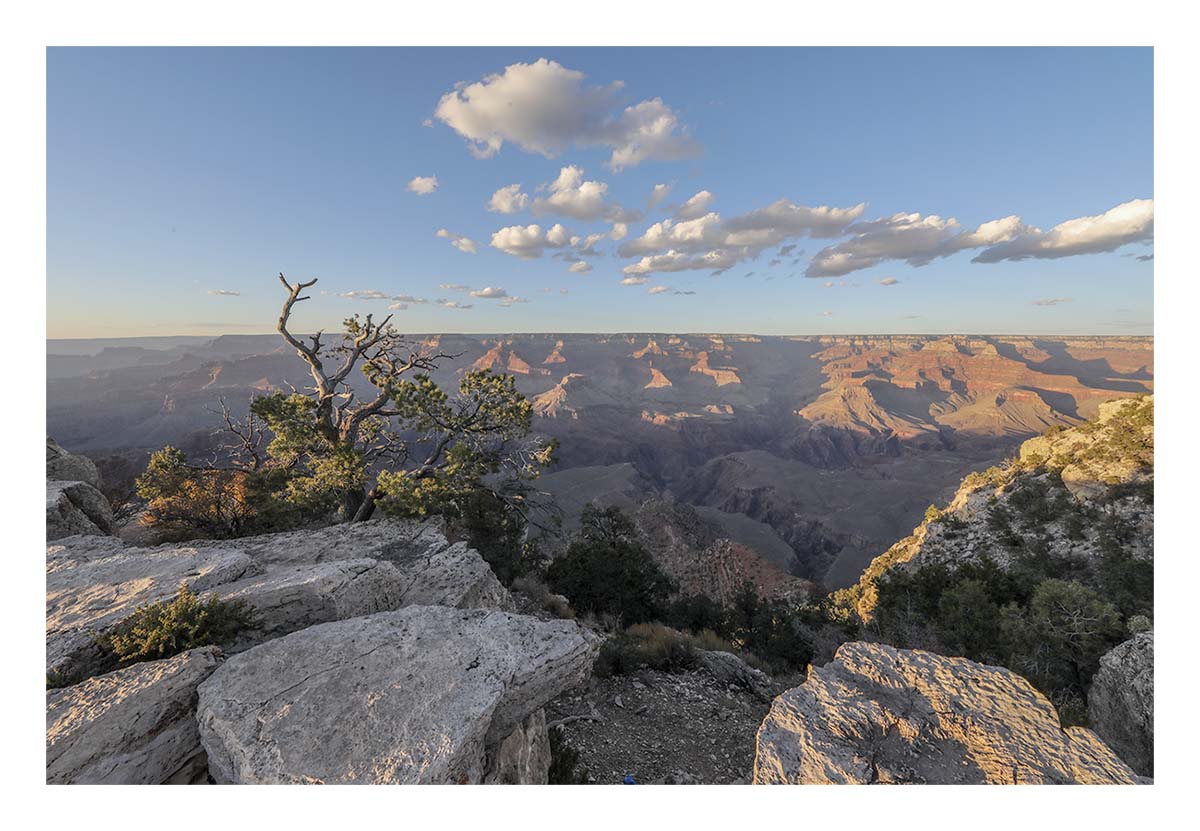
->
[341,488,365,523]
[351,486,379,522]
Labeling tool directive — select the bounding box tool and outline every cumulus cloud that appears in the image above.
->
[407,176,439,195]
[568,261,593,274]
[610,222,628,241]
[648,183,671,210]
[807,199,1153,277]
[674,290,696,295]
[498,296,529,307]
[435,299,473,309]
[488,184,529,214]
[647,285,670,295]
[1032,297,1073,306]
[433,58,700,171]
[439,283,472,293]
[436,229,477,254]
[971,199,1154,263]
[621,276,648,285]
[878,277,900,286]
[617,200,864,276]
[207,289,240,296]
[470,286,509,299]
[674,190,715,220]
[490,223,572,259]
[530,165,639,225]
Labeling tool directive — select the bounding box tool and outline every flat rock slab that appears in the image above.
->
[196,606,599,784]
[753,641,1138,784]
[46,520,509,684]
[46,543,257,685]
[47,647,222,784]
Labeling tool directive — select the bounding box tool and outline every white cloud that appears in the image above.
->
[439,283,472,293]
[388,302,409,310]
[807,199,1153,277]
[609,223,628,241]
[435,299,473,309]
[568,261,593,274]
[648,183,671,210]
[821,310,833,317]
[433,58,700,171]
[436,228,478,254]
[623,248,744,276]
[621,276,648,285]
[490,223,572,259]
[470,286,509,299]
[1032,297,1073,306]
[972,199,1154,263]
[407,176,439,195]
[674,190,715,220]
[326,290,429,304]
[488,184,529,214]
[530,165,639,225]
[647,285,670,295]
[617,200,864,276]
[498,296,529,307]
[208,289,240,296]
[878,277,900,286]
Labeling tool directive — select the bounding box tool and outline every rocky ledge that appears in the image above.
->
[46,519,509,685]
[753,642,1139,785]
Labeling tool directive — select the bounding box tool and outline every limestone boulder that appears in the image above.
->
[696,649,773,701]
[47,647,222,784]
[46,542,258,685]
[1088,632,1154,776]
[753,642,1138,784]
[196,606,599,784]
[47,480,115,540]
[47,437,100,488]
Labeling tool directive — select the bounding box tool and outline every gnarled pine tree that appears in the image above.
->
[242,273,553,522]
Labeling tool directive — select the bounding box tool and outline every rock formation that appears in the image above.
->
[47,519,508,685]
[195,607,598,784]
[842,396,1153,621]
[753,642,1138,784]
[46,438,114,540]
[47,647,222,784]
[1088,632,1154,776]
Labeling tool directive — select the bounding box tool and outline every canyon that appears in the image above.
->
[47,332,1152,589]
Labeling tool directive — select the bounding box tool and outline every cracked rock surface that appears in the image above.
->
[753,641,1138,784]
[47,647,222,784]
[1088,632,1154,777]
[196,606,598,783]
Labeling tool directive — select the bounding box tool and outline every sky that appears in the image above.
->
[46,47,1153,339]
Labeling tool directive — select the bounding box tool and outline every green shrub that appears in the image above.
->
[104,583,257,666]
[548,727,589,784]
[546,507,675,625]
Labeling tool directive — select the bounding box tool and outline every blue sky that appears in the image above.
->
[47,47,1153,338]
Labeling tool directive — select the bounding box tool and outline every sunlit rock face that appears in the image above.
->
[195,607,599,784]
[753,642,1138,785]
[47,647,222,784]
[1089,632,1154,777]
[844,396,1153,622]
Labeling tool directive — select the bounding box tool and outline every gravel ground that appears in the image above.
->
[545,666,784,785]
